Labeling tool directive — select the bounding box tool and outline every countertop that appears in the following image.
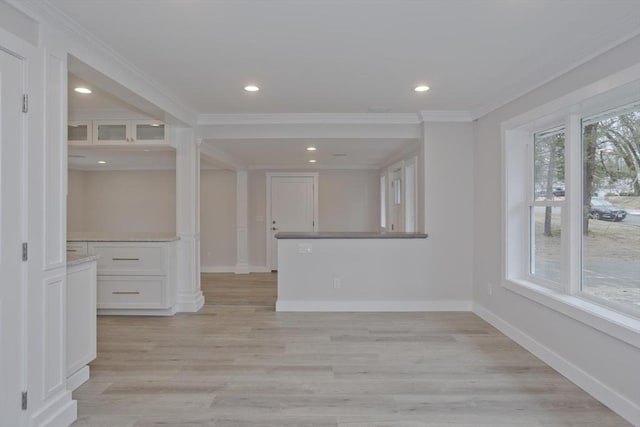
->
[68,232,180,242]
[274,231,428,239]
[67,254,98,268]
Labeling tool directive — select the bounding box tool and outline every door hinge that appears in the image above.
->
[21,391,27,410]
[22,94,28,113]
[22,243,28,261]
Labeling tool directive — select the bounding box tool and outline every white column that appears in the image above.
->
[173,129,204,311]
[235,169,250,274]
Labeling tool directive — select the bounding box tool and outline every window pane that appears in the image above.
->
[582,107,640,314]
[534,129,565,201]
[531,206,562,285]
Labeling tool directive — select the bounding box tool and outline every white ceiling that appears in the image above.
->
[67,73,138,113]
[49,0,640,115]
[206,138,418,169]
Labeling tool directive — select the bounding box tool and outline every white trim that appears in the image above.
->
[98,307,178,316]
[266,172,319,271]
[29,390,76,427]
[174,290,205,313]
[473,303,640,426]
[276,300,472,312]
[201,265,272,273]
[198,113,420,126]
[503,279,640,349]
[66,366,89,392]
[418,110,474,122]
[247,164,380,171]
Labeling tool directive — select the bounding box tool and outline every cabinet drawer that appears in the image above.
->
[97,276,167,309]
[89,243,165,275]
[67,242,88,256]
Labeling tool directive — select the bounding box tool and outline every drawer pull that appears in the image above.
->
[112,291,141,295]
[112,257,140,261]
[67,249,78,252]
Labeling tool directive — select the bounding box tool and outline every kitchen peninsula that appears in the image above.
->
[68,232,180,316]
[273,231,471,312]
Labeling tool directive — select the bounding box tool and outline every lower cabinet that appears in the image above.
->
[86,240,177,315]
[66,259,97,391]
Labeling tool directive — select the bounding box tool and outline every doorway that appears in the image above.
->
[0,48,26,426]
[266,173,318,271]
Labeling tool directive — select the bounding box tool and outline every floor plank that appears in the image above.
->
[72,274,629,426]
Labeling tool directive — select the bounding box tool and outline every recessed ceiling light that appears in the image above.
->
[74,87,92,94]
[97,160,107,164]
[244,85,260,92]
[308,159,317,163]
[414,85,430,92]
[150,123,161,127]
[306,146,317,151]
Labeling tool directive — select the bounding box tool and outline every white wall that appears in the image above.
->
[473,34,640,424]
[200,170,236,268]
[318,170,380,232]
[67,169,176,233]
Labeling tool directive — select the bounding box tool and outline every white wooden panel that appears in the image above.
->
[89,242,166,275]
[0,47,25,427]
[66,262,96,376]
[44,52,66,269]
[97,276,167,309]
[44,275,65,397]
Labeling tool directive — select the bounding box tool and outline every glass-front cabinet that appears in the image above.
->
[89,119,166,145]
[68,121,92,145]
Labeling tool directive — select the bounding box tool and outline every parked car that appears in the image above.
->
[589,198,627,221]
[552,186,565,197]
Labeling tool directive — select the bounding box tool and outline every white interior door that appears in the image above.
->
[269,176,315,270]
[0,49,26,426]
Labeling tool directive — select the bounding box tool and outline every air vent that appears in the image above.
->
[68,154,86,159]
[332,153,347,157]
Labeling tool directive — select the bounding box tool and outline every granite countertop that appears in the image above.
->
[274,231,428,239]
[67,254,98,267]
[67,232,180,242]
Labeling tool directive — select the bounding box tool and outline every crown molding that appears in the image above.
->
[198,113,421,126]
[418,110,474,122]
[15,0,198,125]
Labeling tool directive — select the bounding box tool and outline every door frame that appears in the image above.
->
[265,172,319,271]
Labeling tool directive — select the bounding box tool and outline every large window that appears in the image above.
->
[507,99,640,320]
[581,105,640,315]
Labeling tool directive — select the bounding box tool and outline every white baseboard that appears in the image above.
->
[473,303,640,426]
[66,366,90,391]
[31,389,77,427]
[98,307,177,316]
[175,290,205,312]
[201,265,272,273]
[276,300,472,312]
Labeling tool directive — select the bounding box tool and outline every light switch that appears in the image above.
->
[297,243,312,254]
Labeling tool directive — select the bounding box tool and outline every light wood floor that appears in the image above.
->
[202,273,277,307]
[72,274,629,426]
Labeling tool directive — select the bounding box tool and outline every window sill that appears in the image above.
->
[504,278,640,350]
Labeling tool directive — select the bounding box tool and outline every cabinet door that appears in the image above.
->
[93,120,131,145]
[132,120,165,144]
[68,121,92,145]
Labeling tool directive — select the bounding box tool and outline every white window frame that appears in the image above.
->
[502,63,640,349]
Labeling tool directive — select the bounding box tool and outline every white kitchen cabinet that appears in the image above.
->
[66,258,97,391]
[86,240,177,315]
[92,119,165,145]
[68,120,92,145]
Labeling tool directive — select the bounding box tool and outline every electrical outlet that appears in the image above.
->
[333,278,341,289]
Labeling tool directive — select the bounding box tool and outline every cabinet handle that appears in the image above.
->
[67,249,78,252]
[112,257,140,261]
[112,291,140,295]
